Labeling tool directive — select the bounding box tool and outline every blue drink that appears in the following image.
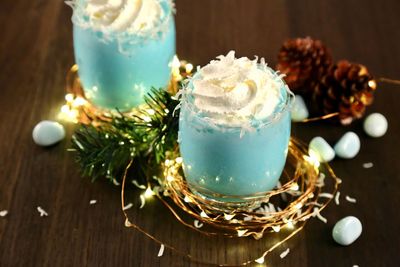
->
[178,59,292,200]
[70,0,176,110]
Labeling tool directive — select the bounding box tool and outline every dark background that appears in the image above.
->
[1,0,399,266]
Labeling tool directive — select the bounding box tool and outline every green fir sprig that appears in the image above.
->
[70,89,180,184]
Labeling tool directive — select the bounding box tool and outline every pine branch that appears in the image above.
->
[70,88,180,184]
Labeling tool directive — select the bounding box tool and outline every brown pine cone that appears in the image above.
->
[313,60,376,125]
[276,37,333,94]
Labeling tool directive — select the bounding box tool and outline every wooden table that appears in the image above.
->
[1,1,399,266]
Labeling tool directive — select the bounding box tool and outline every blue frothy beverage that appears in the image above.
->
[69,0,176,110]
[178,52,293,201]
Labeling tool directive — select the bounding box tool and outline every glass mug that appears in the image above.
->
[178,70,293,201]
[71,0,176,110]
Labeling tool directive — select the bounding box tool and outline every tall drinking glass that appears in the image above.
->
[70,0,176,110]
[178,53,293,201]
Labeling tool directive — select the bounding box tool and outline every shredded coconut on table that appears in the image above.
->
[157,244,165,257]
[139,195,146,209]
[346,195,357,203]
[268,203,276,213]
[243,216,253,221]
[280,248,290,259]
[37,206,48,217]
[194,220,204,228]
[0,210,8,217]
[125,219,132,227]
[362,162,373,169]
[123,203,133,211]
[319,193,334,199]
[132,180,146,189]
[335,191,340,205]
[313,207,327,223]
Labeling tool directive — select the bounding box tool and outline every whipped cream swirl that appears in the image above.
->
[84,0,162,33]
[187,51,288,127]
[68,0,173,42]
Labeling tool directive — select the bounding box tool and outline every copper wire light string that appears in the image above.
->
[120,138,341,266]
[64,64,342,265]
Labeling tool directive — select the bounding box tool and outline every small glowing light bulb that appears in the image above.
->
[185,63,194,73]
[290,183,299,191]
[237,229,247,237]
[255,256,265,264]
[200,211,209,218]
[224,214,235,220]
[65,94,74,102]
[73,97,86,107]
[144,187,154,198]
[286,220,294,229]
[272,225,281,232]
[61,105,70,113]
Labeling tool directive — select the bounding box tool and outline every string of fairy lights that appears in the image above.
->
[120,137,341,266]
[62,58,342,266]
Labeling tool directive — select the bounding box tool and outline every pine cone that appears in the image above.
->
[313,60,376,125]
[276,37,333,94]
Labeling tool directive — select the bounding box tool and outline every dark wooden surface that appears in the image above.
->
[1,1,400,266]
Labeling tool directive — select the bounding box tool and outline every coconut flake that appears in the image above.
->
[194,220,204,228]
[0,210,8,217]
[346,195,357,203]
[37,206,48,217]
[363,162,373,169]
[89,200,97,205]
[335,192,340,205]
[280,248,290,259]
[319,193,334,199]
[123,203,133,211]
[132,180,146,189]
[124,219,132,227]
[313,207,327,223]
[316,173,326,187]
[268,203,276,213]
[157,244,165,257]
[243,216,253,221]
[139,195,146,209]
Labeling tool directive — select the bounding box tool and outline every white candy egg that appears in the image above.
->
[291,95,309,122]
[332,216,362,246]
[309,136,335,162]
[32,120,65,146]
[363,113,388,138]
[334,132,360,159]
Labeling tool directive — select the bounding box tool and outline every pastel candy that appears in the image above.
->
[334,132,360,159]
[291,95,309,122]
[332,216,362,246]
[363,113,388,138]
[32,120,66,146]
[309,136,335,162]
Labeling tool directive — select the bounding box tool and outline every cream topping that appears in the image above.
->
[190,51,285,126]
[84,0,162,33]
